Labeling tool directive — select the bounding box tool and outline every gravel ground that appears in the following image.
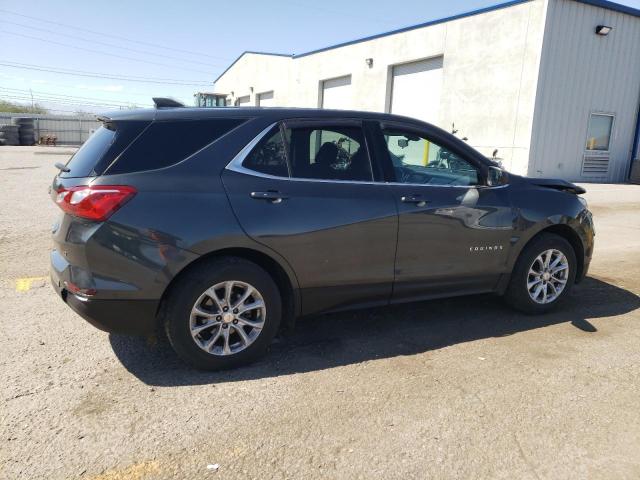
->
[1,146,639,480]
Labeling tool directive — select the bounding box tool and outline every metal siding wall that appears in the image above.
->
[530,0,640,182]
[0,113,99,145]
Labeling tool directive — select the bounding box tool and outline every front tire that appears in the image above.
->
[505,233,577,314]
[163,257,282,370]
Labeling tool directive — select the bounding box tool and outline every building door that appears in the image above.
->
[257,91,275,107]
[580,112,615,181]
[237,95,251,107]
[321,76,353,110]
[390,57,443,126]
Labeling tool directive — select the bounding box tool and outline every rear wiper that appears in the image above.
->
[54,162,70,173]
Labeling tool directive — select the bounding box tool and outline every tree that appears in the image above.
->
[0,100,49,114]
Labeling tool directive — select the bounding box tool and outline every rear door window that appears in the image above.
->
[105,118,245,175]
[60,121,149,178]
[288,125,373,181]
[239,121,376,182]
[242,127,289,177]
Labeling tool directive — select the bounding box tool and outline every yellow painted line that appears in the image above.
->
[87,461,161,480]
[15,276,49,292]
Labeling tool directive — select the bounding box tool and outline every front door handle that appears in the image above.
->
[250,191,288,204]
[401,195,428,207]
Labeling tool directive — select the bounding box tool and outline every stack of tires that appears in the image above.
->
[14,118,36,146]
[0,125,20,146]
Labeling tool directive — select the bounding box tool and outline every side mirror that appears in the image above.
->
[487,166,507,187]
[397,138,409,149]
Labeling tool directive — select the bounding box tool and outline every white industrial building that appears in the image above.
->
[213,0,640,183]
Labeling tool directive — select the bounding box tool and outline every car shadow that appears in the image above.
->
[109,276,639,386]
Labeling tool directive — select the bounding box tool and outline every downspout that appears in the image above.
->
[629,98,640,179]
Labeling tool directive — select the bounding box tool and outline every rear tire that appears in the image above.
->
[504,233,577,314]
[163,257,282,370]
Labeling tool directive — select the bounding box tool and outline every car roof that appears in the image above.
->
[100,106,492,169]
[100,106,423,125]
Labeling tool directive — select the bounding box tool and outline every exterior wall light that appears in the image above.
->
[365,58,373,68]
[595,25,612,35]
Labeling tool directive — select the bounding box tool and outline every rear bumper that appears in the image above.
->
[50,252,159,335]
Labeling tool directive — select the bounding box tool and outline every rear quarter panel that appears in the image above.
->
[80,117,300,299]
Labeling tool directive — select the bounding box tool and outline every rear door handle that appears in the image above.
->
[401,195,428,207]
[250,191,288,203]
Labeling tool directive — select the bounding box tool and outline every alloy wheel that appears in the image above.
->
[189,280,266,356]
[527,248,569,304]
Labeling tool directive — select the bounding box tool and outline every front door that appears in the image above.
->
[222,120,398,315]
[375,122,515,302]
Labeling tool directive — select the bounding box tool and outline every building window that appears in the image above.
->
[586,113,614,151]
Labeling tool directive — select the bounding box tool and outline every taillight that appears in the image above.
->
[55,185,136,221]
[64,281,97,297]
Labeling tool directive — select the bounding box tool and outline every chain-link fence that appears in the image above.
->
[0,112,100,146]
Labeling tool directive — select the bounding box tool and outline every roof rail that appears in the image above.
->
[152,97,185,108]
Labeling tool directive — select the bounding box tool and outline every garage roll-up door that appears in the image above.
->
[257,91,275,107]
[321,75,352,110]
[237,95,251,107]
[391,57,443,125]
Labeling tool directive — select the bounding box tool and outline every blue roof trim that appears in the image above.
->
[214,0,640,83]
[214,51,293,83]
[292,0,532,59]
[213,0,529,83]
[244,50,293,58]
[574,0,640,17]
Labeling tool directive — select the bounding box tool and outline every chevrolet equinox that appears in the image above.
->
[51,104,595,370]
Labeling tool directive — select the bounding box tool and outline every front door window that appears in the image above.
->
[383,129,479,186]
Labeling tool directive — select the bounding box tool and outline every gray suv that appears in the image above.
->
[51,106,594,370]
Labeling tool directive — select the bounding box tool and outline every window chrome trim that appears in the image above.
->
[225,122,502,189]
[225,121,380,184]
[226,122,279,174]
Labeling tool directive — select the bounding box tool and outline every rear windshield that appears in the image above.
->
[104,119,245,175]
[61,121,149,178]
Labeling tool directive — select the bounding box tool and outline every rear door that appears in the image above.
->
[372,121,515,301]
[222,119,398,315]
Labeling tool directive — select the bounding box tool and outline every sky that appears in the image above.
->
[1,0,639,114]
